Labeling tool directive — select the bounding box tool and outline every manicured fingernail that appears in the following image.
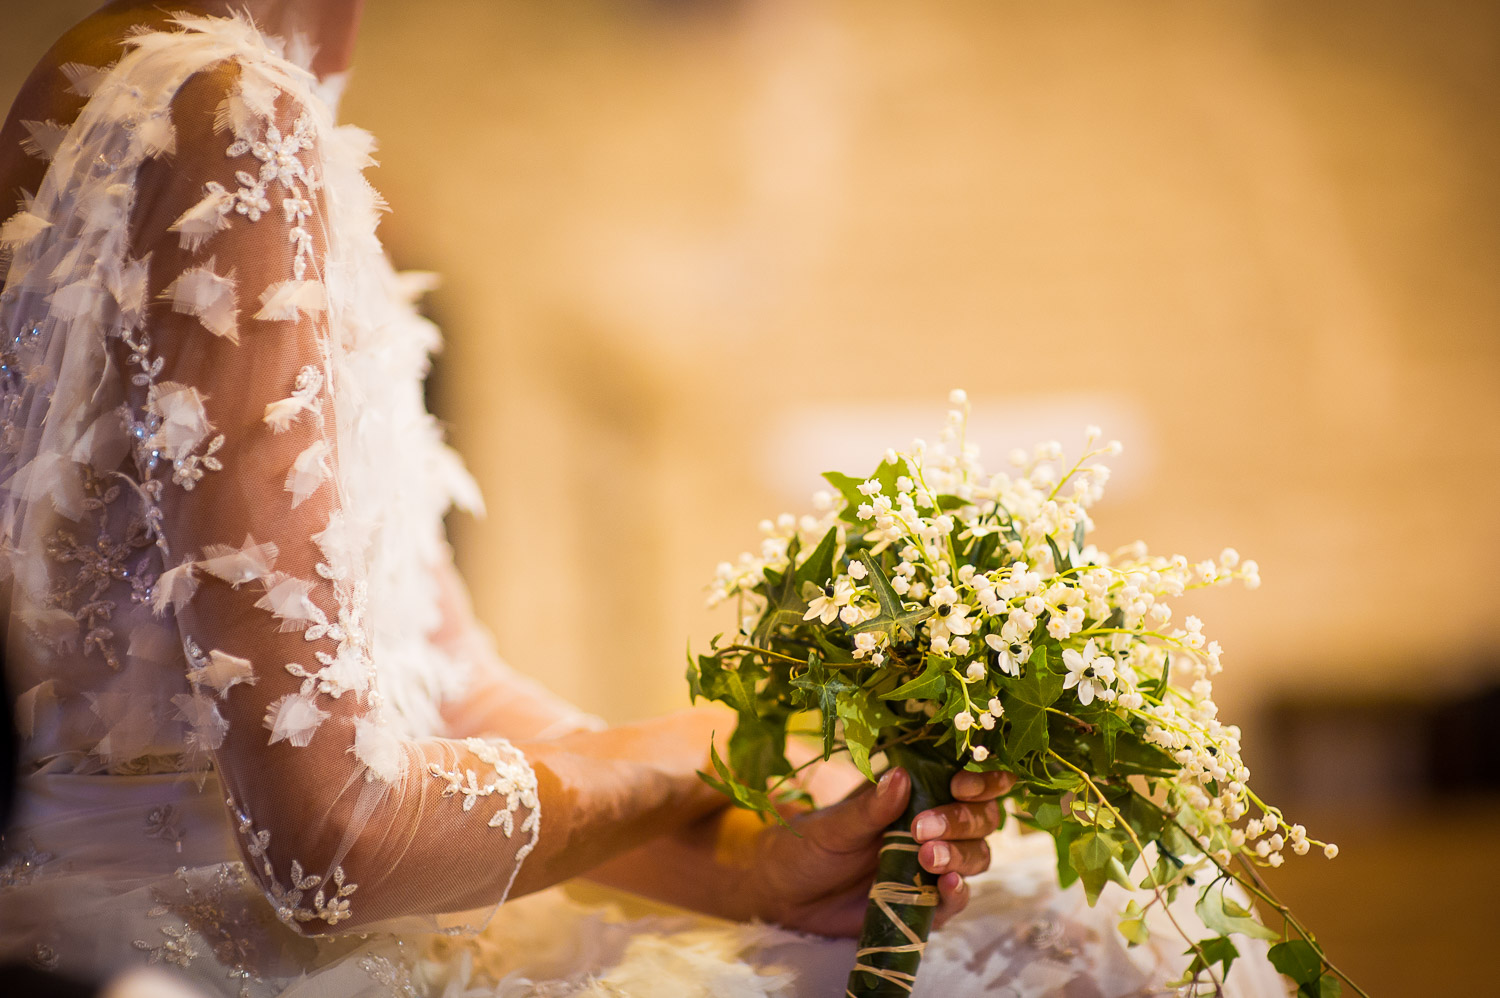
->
[878,769,900,800]
[913,814,945,840]
[952,772,984,798]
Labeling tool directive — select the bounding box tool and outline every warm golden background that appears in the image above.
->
[5,1,1497,993]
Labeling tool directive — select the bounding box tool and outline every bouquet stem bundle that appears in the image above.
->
[846,747,954,997]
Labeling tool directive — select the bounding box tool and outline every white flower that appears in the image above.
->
[891,575,911,595]
[971,745,990,761]
[1061,639,1113,707]
[812,489,833,511]
[949,388,968,405]
[978,711,996,730]
[952,636,971,656]
[804,576,856,625]
[848,559,867,580]
[965,660,985,681]
[858,478,883,497]
[954,711,974,731]
[984,634,1021,676]
[987,697,1003,716]
[928,586,974,637]
[1324,843,1339,859]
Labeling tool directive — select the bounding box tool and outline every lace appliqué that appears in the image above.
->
[225,113,318,280]
[360,952,419,998]
[133,863,266,997]
[230,797,358,929]
[427,737,541,857]
[0,839,54,890]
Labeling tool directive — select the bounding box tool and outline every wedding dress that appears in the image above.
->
[0,14,1288,997]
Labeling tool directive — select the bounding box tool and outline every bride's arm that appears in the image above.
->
[126,60,729,933]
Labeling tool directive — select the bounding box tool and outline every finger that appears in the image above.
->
[918,837,991,877]
[805,767,910,854]
[911,799,1001,842]
[950,769,1016,801]
[932,872,968,929]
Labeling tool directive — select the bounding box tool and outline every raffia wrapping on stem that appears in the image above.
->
[845,748,955,997]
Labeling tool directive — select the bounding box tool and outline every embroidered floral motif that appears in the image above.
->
[225,114,317,280]
[427,738,542,857]
[0,839,54,889]
[229,797,357,929]
[360,953,418,998]
[134,863,265,997]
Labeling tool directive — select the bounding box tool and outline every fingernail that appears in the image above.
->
[952,772,984,798]
[913,814,945,840]
[878,769,899,800]
[930,842,951,870]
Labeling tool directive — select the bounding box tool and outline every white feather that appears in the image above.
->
[79,183,131,234]
[168,183,234,252]
[59,61,108,98]
[197,535,279,587]
[285,439,331,507]
[18,119,67,161]
[105,254,152,319]
[146,381,212,456]
[253,573,321,630]
[254,279,326,321]
[48,279,109,321]
[160,257,239,342]
[263,692,329,747]
[0,210,50,250]
[172,693,228,751]
[133,113,176,159]
[353,715,406,783]
[191,649,257,697]
[262,395,313,433]
[151,561,201,616]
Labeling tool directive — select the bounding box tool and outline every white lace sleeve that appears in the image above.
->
[0,44,542,933]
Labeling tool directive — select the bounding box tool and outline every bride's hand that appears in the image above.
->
[743,766,1014,937]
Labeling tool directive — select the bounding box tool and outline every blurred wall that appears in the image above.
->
[3,0,1497,727]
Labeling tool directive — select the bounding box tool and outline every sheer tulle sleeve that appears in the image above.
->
[117,63,541,933]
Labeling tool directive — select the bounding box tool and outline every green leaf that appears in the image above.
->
[751,535,808,645]
[1300,978,1342,998]
[1008,645,1065,708]
[1180,936,1240,984]
[790,655,859,759]
[836,693,900,781]
[1072,519,1087,553]
[729,712,789,790]
[1269,940,1325,985]
[795,526,839,589]
[1195,886,1279,942]
[1046,534,1070,573]
[1002,700,1049,759]
[1117,900,1150,946]
[699,740,789,827]
[882,656,949,701]
[1069,828,1131,905]
[822,471,868,523]
[1031,800,1064,831]
[849,551,934,644]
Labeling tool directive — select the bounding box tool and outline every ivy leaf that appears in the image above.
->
[751,535,807,646]
[1002,699,1049,759]
[882,656,949,701]
[1008,645,1065,708]
[1117,900,1150,946]
[837,692,901,781]
[1068,828,1132,905]
[1300,978,1342,998]
[1195,886,1279,942]
[1268,940,1325,986]
[791,655,859,759]
[795,526,839,590]
[849,551,934,644]
[698,740,789,827]
[729,712,789,790]
[1179,936,1240,984]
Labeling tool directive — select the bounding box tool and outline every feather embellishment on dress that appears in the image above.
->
[145,381,213,456]
[255,279,326,321]
[285,439,331,506]
[352,715,405,783]
[104,253,152,321]
[48,279,110,321]
[151,561,201,616]
[169,182,236,251]
[79,183,132,235]
[172,692,229,751]
[312,511,370,580]
[198,534,279,587]
[191,649,258,697]
[18,119,68,161]
[58,61,109,98]
[132,112,176,159]
[263,692,330,747]
[0,209,50,251]
[160,256,239,342]
[263,395,313,432]
[254,572,321,631]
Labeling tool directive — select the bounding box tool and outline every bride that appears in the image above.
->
[0,3,1287,995]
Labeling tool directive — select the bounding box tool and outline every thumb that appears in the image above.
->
[804,766,910,854]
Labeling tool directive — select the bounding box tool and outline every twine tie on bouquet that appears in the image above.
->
[847,830,940,996]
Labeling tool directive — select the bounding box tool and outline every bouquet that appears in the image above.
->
[688,392,1366,998]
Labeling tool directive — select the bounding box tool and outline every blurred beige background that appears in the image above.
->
[5,1,1498,993]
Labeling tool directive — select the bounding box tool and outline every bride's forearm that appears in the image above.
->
[579,804,767,921]
[504,704,735,897]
